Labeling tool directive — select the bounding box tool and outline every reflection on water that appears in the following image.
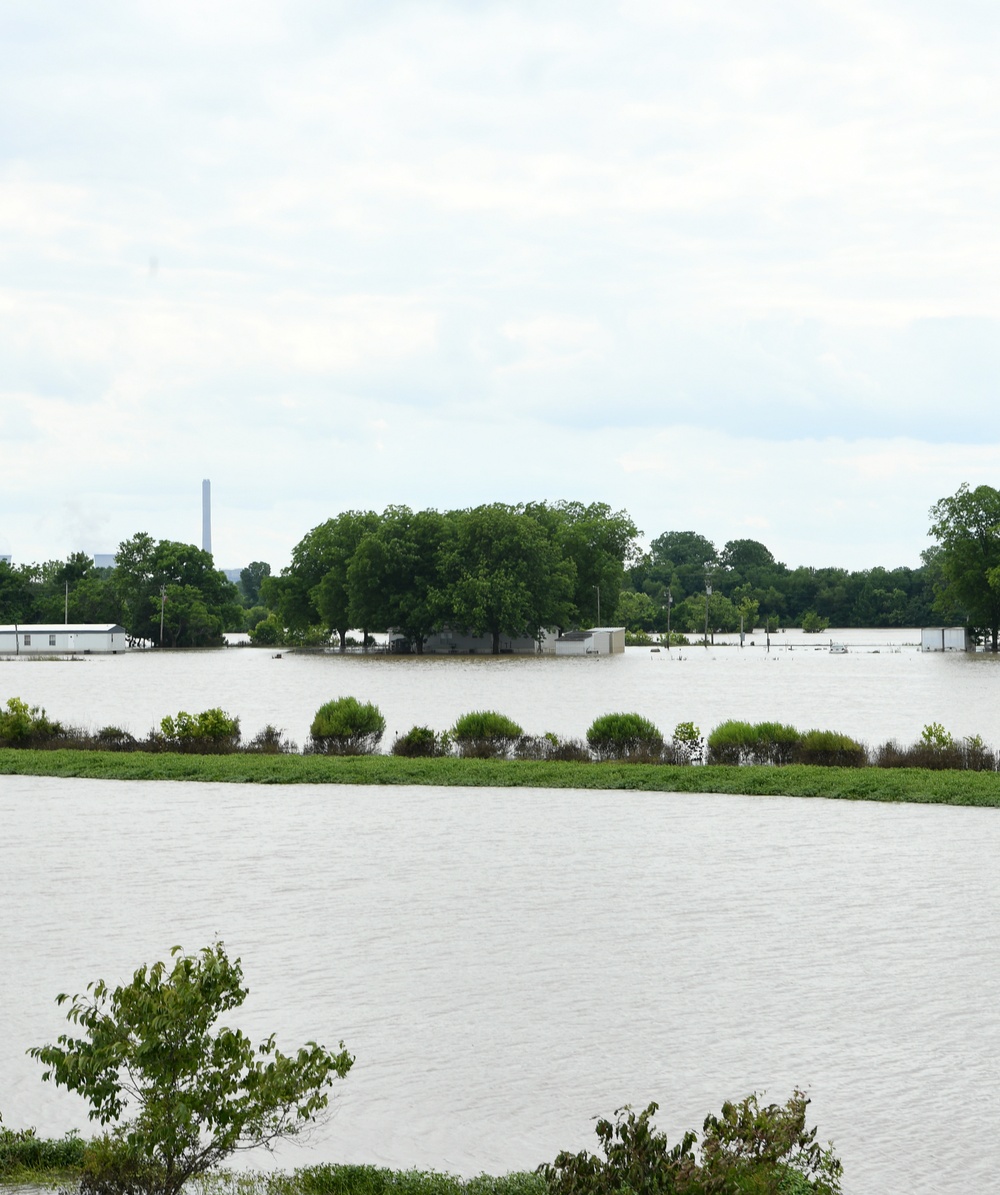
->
[0,629,999,750]
[3,778,999,1195]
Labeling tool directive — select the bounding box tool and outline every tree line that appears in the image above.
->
[3,482,999,647]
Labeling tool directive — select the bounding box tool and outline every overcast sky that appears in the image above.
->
[3,0,1000,571]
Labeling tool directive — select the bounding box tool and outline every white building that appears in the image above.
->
[554,627,626,655]
[920,626,971,652]
[0,624,128,654]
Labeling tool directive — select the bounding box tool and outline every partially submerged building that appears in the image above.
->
[0,624,128,654]
[920,626,972,652]
[553,627,626,656]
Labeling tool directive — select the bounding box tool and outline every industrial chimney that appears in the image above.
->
[202,479,212,556]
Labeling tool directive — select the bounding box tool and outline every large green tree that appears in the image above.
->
[347,506,451,652]
[928,483,1000,651]
[441,504,573,653]
[29,943,352,1195]
[113,535,242,647]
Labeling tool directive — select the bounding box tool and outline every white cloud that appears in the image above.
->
[3,1,1000,567]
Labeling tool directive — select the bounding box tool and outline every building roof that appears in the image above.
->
[0,624,126,633]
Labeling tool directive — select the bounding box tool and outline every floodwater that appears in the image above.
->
[0,627,997,749]
[2,779,1000,1195]
[3,635,1000,1194]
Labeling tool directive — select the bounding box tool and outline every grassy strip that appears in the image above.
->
[3,748,1000,805]
[0,1163,544,1194]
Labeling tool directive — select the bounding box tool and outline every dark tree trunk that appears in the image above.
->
[492,629,500,655]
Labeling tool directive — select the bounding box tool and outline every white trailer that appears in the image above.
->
[554,627,626,656]
[0,624,128,654]
[920,626,971,652]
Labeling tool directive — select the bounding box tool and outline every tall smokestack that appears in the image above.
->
[202,479,212,556]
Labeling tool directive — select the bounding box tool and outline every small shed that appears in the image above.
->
[0,624,128,654]
[554,627,626,656]
[920,626,971,653]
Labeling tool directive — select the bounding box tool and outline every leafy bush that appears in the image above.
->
[451,710,524,758]
[309,698,386,755]
[801,610,830,633]
[0,697,62,746]
[513,733,592,763]
[670,721,703,765]
[160,709,241,753]
[624,630,654,646]
[586,713,663,762]
[539,1092,842,1195]
[391,726,449,758]
[706,720,801,766]
[287,1166,546,1195]
[792,730,867,768]
[249,615,283,646]
[243,725,296,754]
[93,726,137,751]
[0,1114,86,1178]
[872,732,995,771]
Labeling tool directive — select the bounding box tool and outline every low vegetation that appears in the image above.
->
[542,1092,841,1195]
[5,696,1000,802]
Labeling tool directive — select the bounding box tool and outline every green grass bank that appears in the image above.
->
[3,748,1000,805]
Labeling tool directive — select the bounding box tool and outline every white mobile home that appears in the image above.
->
[554,627,626,656]
[920,626,971,652]
[0,624,127,654]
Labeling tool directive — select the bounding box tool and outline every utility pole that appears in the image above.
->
[159,584,166,647]
[666,587,672,651]
[594,584,601,626]
[704,566,712,648]
[64,581,68,625]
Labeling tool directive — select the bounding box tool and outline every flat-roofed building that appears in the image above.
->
[0,624,127,654]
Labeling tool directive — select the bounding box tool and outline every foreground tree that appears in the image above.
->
[29,943,353,1195]
[928,483,1000,651]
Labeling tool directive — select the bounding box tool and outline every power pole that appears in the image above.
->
[159,584,167,647]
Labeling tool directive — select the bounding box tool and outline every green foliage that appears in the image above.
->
[113,533,243,647]
[28,943,353,1195]
[539,1092,841,1195]
[0,696,62,744]
[929,482,1000,651]
[9,746,1000,802]
[451,710,524,758]
[239,563,271,607]
[707,721,801,766]
[624,629,654,646]
[0,1113,86,1178]
[671,722,703,765]
[801,610,830,633]
[586,713,663,761]
[309,697,386,754]
[249,614,284,645]
[920,722,954,751]
[792,730,867,768]
[196,1166,547,1195]
[160,709,241,751]
[391,726,450,758]
[699,1091,843,1193]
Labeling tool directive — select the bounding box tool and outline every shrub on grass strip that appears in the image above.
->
[451,711,523,759]
[308,698,386,755]
[586,713,663,762]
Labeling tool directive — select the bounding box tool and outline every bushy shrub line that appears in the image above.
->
[3,694,998,773]
[0,1115,86,1179]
